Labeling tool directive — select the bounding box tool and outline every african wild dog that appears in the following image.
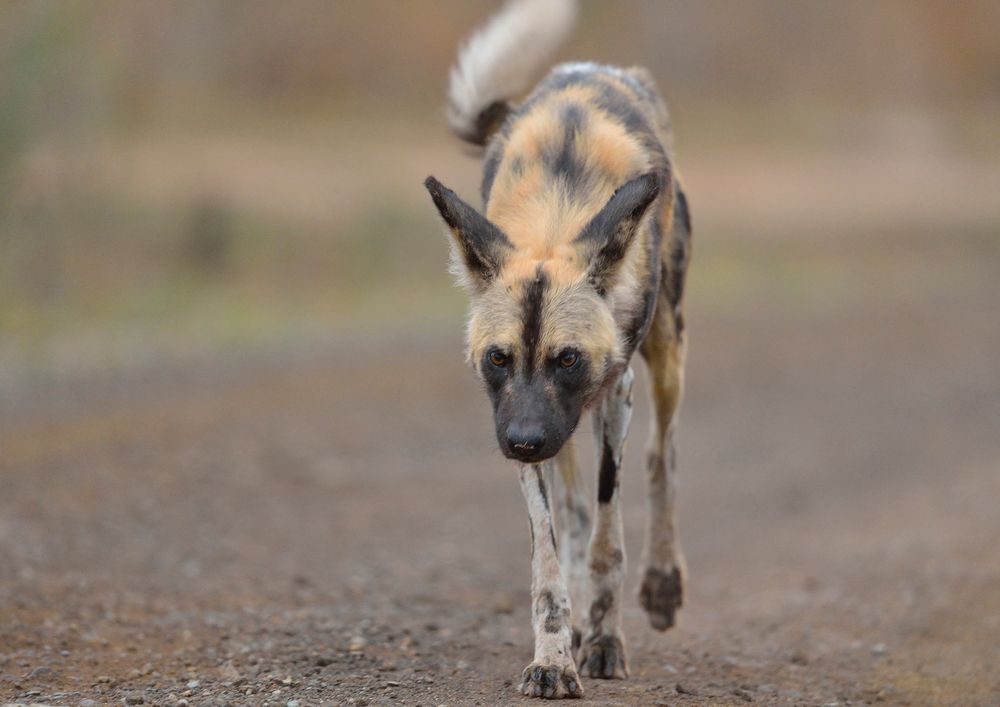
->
[424,0,691,698]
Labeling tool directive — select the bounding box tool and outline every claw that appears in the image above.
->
[577,633,628,679]
[520,662,584,699]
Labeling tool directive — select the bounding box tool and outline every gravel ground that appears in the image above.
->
[2,236,1000,706]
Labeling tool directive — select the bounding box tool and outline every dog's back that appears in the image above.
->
[444,2,688,357]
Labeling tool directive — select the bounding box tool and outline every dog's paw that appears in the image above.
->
[639,564,684,631]
[519,661,584,699]
[577,632,628,679]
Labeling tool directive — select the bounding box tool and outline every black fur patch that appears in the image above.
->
[521,269,548,378]
[544,102,588,190]
[639,565,684,630]
[590,80,667,166]
[626,273,661,355]
[597,439,617,504]
[481,352,509,406]
[666,186,692,309]
[475,101,509,142]
[588,589,614,626]
[481,150,502,205]
[453,100,509,146]
[624,214,664,355]
[536,470,549,512]
[424,176,511,281]
[510,68,592,125]
[538,590,563,633]
[535,469,557,550]
[592,81,649,137]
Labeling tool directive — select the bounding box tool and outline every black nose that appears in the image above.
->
[507,425,546,458]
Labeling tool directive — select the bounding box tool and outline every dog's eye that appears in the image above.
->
[558,351,579,369]
[488,350,509,367]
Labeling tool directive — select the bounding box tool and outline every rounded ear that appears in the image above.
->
[424,176,511,289]
[574,172,662,295]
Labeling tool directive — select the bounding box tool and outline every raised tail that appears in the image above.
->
[447,0,576,146]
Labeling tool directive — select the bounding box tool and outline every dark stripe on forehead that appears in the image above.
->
[521,267,548,379]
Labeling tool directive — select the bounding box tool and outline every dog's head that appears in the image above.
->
[424,173,659,463]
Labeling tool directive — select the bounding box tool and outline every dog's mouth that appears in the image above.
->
[502,443,558,464]
[501,436,569,464]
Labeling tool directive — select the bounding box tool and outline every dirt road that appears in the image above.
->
[3,231,1000,706]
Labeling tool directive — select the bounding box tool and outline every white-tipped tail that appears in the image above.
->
[447,0,576,145]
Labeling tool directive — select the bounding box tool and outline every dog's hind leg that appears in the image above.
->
[517,462,584,699]
[577,366,634,679]
[554,439,590,653]
[637,295,687,631]
[637,183,691,631]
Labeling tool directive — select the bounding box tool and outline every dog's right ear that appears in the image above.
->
[424,176,511,288]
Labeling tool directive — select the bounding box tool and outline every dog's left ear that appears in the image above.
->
[576,172,661,296]
[424,176,511,289]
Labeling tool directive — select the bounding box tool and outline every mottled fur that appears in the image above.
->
[424,1,692,699]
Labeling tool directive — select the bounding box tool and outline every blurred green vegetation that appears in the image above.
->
[1,1,998,367]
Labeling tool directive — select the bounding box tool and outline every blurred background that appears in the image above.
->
[2,2,999,705]
[2,0,998,373]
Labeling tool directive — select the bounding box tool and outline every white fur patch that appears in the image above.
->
[448,0,576,140]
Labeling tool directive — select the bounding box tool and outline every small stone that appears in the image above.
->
[286,701,300,707]
[349,636,366,652]
[676,682,697,695]
[27,665,57,679]
[384,679,400,687]
[97,675,113,684]
[125,693,145,704]
[220,662,241,681]
[314,655,334,667]
[80,700,98,707]
[790,649,809,665]
[186,679,200,689]
[872,642,888,657]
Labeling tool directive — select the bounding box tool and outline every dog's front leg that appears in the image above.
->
[578,366,634,679]
[553,440,590,653]
[518,462,583,699]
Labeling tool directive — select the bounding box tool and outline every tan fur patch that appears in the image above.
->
[486,93,649,259]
